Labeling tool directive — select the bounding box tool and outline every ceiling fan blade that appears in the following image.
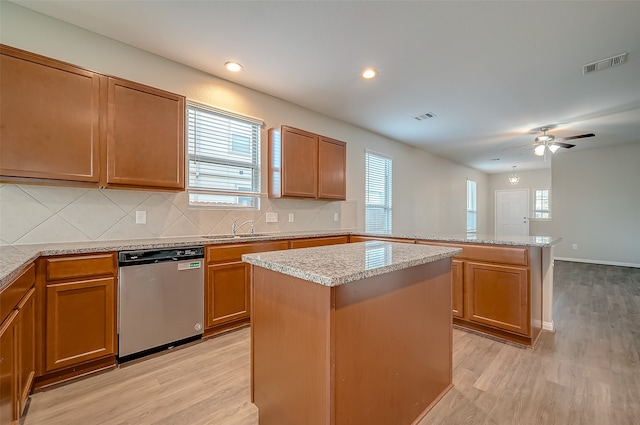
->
[561,133,595,141]
[551,142,576,149]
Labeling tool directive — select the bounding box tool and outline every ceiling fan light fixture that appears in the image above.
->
[535,134,554,143]
[548,145,560,153]
[534,145,546,156]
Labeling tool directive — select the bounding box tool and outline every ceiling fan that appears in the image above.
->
[533,127,595,157]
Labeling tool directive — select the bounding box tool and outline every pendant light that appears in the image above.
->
[508,166,520,186]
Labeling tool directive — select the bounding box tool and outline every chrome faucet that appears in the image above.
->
[231,219,254,236]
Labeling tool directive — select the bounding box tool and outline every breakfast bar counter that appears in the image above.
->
[243,241,462,425]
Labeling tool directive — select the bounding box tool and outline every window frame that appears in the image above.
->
[186,101,263,209]
[532,188,552,220]
[467,179,477,233]
[365,150,393,235]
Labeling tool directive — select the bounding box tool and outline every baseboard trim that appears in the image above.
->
[543,321,555,332]
[554,257,640,269]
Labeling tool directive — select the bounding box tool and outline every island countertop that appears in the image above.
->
[242,241,462,287]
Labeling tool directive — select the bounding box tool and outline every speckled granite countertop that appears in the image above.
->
[367,233,561,247]
[0,231,347,290]
[0,231,560,290]
[242,241,462,286]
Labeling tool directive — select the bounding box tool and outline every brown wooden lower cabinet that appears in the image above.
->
[35,252,118,389]
[45,277,116,371]
[465,261,530,335]
[206,262,251,328]
[0,310,18,425]
[418,241,542,347]
[17,288,35,416]
[0,262,36,425]
[204,241,289,336]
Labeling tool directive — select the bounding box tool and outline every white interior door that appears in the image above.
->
[495,189,529,236]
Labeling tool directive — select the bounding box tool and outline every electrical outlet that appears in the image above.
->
[572,244,578,250]
[288,213,295,223]
[334,213,339,221]
[135,210,147,224]
[266,212,278,223]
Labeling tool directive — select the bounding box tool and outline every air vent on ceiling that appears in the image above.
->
[583,53,628,75]
[413,112,436,121]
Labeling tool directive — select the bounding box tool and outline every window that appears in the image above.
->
[533,189,551,219]
[467,179,477,233]
[365,151,392,234]
[187,102,262,208]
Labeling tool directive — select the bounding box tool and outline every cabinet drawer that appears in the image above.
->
[418,241,528,266]
[206,241,289,264]
[290,236,349,249]
[0,263,35,322]
[45,253,116,281]
[350,236,415,244]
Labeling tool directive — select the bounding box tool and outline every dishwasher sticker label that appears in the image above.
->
[178,261,202,270]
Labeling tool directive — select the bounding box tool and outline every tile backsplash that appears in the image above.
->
[0,184,358,245]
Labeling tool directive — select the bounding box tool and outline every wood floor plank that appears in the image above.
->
[22,261,640,425]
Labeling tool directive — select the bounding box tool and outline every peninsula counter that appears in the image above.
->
[243,241,462,425]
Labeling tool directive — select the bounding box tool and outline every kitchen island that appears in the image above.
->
[243,241,462,425]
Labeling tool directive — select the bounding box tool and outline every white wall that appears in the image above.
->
[0,2,487,245]
[487,168,552,236]
[550,143,640,267]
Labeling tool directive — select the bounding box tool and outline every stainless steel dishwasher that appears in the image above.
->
[118,246,204,361]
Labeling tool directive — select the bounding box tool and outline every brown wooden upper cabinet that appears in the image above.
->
[318,136,347,200]
[0,45,185,191]
[268,125,346,200]
[105,78,185,190]
[0,45,101,183]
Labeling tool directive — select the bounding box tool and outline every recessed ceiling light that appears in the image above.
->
[361,68,377,79]
[225,61,243,72]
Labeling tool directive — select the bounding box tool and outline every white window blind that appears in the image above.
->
[534,189,551,219]
[467,179,477,233]
[187,102,262,207]
[365,151,392,234]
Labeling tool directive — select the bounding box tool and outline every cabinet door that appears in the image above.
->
[0,46,101,183]
[451,259,464,319]
[17,288,35,416]
[0,310,18,425]
[206,262,250,328]
[106,77,185,190]
[281,127,318,198]
[465,262,529,335]
[45,277,116,371]
[318,137,346,200]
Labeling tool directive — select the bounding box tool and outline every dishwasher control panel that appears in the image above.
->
[118,246,204,266]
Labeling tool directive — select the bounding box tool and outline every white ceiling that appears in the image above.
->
[10,0,640,174]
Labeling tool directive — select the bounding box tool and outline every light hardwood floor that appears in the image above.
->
[23,261,640,425]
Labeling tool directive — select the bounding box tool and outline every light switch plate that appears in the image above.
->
[288,213,294,223]
[135,210,147,224]
[333,213,339,221]
[266,212,278,223]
